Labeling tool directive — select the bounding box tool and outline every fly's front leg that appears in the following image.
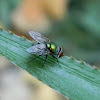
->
[51,55,61,67]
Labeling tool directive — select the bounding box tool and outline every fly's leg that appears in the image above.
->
[51,55,61,67]
[27,55,41,63]
[42,55,48,67]
[27,54,48,67]
[32,42,40,46]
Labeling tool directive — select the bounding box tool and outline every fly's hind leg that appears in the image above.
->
[42,55,48,67]
[27,55,41,63]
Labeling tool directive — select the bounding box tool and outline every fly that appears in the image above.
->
[26,31,63,67]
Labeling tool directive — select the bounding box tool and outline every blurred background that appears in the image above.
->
[0,0,100,100]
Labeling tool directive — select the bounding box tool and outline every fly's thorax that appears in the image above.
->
[46,42,59,55]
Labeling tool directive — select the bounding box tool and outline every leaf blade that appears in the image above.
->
[0,29,100,100]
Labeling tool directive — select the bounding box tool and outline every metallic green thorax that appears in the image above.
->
[47,43,51,48]
[46,43,59,55]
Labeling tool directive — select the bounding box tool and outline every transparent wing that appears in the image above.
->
[29,31,50,43]
[26,44,48,55]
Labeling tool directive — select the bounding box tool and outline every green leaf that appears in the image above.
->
[0,29,100,100]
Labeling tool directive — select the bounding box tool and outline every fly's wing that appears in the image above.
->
[29,31,50,43]
[26,44,48,55]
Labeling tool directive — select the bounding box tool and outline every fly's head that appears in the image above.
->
[58,46,63,58]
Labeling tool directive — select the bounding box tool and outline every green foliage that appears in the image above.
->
[0,29,100,100]
[0,0,19,28]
